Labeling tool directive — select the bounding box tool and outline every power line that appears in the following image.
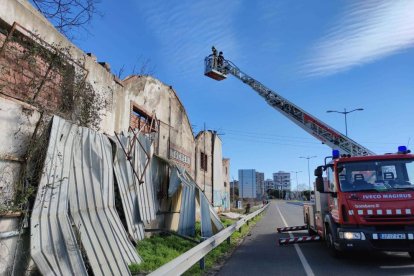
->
[222,136,326,149]
[218,128,402,145]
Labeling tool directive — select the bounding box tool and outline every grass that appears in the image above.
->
[129,213,264,275]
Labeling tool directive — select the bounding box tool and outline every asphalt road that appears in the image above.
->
[217,200,414,276]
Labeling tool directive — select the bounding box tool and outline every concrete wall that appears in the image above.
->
[118,76,195,176]
[222,158,231,211]
[0,0,118,133]
[195,131,228,210]
[212,135,224,208]
[195,131,213,203]
[0,5,227,273]
[0,0,121,208]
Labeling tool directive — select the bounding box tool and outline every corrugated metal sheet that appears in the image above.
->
[112,135,145,241]
[167,164,224,237]
[69,123,141,275]
[151,156,169,212]
[198,189,213,238]
[31,117,88,276]
[209,202,224,232]
[178,182,196,236]
[168,166,183,196]
[132,133,156,224]
[31,116,141,276]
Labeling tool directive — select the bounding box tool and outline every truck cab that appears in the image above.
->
[304,147,414,257]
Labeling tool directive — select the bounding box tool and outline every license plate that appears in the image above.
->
[378,233,406,240]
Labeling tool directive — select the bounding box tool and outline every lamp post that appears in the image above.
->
[290,171,302,196]
[299,156,316,197]
[326,108,364,136]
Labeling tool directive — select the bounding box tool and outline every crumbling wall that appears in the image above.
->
[195,131,214,203]
[0,2,122,208]
[222,158,231,211]
[119,76,196,177]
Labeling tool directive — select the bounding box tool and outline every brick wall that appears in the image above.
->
[0,27,71,112]
[129,102,156,133]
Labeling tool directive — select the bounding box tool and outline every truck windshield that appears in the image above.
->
[337,159,414,192]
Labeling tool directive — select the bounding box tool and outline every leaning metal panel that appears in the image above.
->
[132,133,157,224]
[31,116,88,276]
[178,181,196,236]
[69,126,141,276]
[199,189,213,238]
[112,135,145,241]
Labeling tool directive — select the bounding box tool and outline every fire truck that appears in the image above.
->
[204,48,414,258]
[305,147,414,257]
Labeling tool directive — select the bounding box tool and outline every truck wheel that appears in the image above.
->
[325,227,341,258]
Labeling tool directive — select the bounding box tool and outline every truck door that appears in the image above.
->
[327,166,339,221]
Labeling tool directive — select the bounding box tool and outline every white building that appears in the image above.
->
[273,171,291,191]
[264,179,274,191]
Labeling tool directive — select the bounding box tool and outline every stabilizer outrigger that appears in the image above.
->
[277,225,321,245]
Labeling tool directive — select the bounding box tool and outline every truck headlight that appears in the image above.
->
[339,231,366,240]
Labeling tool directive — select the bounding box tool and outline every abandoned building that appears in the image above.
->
[0,0,231,274]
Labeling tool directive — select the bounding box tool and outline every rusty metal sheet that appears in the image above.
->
[112,135,145,241]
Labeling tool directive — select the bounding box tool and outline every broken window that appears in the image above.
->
[200,151,208,171]
[130,103,157,133]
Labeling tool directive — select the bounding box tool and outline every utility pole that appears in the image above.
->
[290,171,302,200]
[299,156,316,198]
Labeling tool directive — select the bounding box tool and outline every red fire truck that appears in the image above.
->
[204,49,414,257]
[304,147,414,257]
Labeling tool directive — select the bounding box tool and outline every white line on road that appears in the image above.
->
[380,264,414,269]
[276,203,315,276]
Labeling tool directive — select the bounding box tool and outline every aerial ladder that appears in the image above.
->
[204,49,374,156]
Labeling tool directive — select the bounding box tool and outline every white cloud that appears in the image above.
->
[133,0,242,77]
[302,0,414,77]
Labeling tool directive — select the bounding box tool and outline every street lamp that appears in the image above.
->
[290,171,302,192]
[299,156,317,196]
[326,108,364,136]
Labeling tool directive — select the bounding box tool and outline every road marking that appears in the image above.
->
[276,203,315,276]
[380,264,414,269]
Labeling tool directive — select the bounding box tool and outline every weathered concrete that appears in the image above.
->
[0,0,230,273]
[222,158,231,211]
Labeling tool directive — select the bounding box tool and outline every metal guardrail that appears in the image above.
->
[148,204,269,276]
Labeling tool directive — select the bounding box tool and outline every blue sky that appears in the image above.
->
[74,0,414,190]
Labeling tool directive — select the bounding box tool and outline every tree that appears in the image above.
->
[116,56,156,79]
[31,0,100,39]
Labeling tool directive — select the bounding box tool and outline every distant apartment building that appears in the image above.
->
[238,169,256,199]
[256,172,265,198]
[273,171,291,191]
[264,179,274,191]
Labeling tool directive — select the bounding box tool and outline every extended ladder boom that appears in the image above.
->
[204,54,374,156]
